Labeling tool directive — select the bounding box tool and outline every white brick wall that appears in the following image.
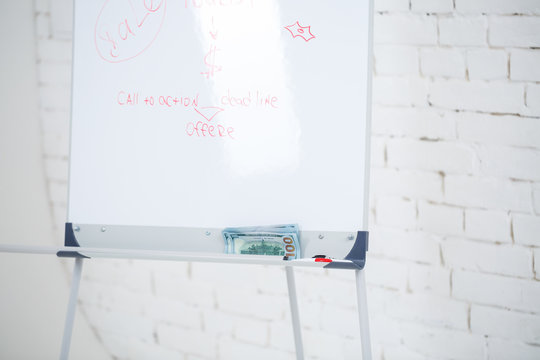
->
[400,323,485,360]
[467,49,508,80]
[34,0,540,359]
[534,248,540,279]
[374,46,418,75]
[455,0,540,15]
[411,0,453,14]
[511,49,540,81]
[489,16,540,47]
[408,263,450,296]
[387,138,477,174]
[374,14,438,45]
[486,337,540,360]
[418,201,464,236]
[513,214,540,246]
[526,84,540,116]
[369,228,440,264]
[374,0,409,13]
[439,16,487,47]
[471,305,540,343]
[445,175,531,211]
[464,208,511,243]
[456,112,540,148]
[442,238,532,277]
[421,48,466,78]
[372,107,456,140]
[453,270,540,313]
[429,80,524,114]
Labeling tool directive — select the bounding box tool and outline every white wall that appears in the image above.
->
[31,0,540,359]
[0,1,110,359]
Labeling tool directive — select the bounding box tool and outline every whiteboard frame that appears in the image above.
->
[0,244,357,269]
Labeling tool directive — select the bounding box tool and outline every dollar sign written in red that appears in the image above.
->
[201,45,222,79]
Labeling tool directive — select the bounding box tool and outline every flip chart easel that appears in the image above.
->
[0,234,370,360]
[55,226,370,359]
[0,0,374,358]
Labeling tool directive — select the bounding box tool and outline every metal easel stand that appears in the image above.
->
[284,267,371,360]
[356,269,372,360]
[284,232,371,360]
[58,259,309,360]
[0,235,371,360]
[286,266,304,360]
[59,257,84,360]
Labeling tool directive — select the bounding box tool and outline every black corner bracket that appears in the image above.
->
[57,250,90,259]
[57,222,89,259]
[64,222,81,247]
[324,231,369,270]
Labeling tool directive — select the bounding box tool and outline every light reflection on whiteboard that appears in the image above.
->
[194,0,301,178]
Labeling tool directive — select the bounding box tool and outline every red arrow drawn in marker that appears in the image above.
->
[209,16,218,40]
[193,106,224,122]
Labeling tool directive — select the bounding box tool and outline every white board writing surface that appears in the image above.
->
[68,0,372,257]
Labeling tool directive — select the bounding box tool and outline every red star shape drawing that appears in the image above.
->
[284,21,315,42]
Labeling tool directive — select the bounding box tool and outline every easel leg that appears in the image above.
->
[285,266,304,360]
[59,258,84,360]
[356,269,372,360]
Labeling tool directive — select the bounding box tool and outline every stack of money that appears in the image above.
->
[223,224,301,259]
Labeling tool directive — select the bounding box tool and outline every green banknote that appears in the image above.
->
[223,225,301,259]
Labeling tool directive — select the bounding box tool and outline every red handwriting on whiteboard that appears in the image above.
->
[193,106,224,122]
[209,16,218,40]
[155,94,199,107]
[186,122,235,139]
[188,103,233,139]
[284,21,315,42]
[95,0,167,63]
[201,44,222,78]
[184,0,253,9]
[117,91,199,107]
[221,89,278,108]
[201,17,222,79]
[117,91,139,105]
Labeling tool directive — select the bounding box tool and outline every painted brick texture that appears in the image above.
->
[34,0,540,359]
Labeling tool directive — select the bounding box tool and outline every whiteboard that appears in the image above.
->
[68,0,373,257]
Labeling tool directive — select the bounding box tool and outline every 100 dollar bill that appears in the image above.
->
[223,225,301,259]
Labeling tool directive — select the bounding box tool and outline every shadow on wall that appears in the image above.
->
[0,1,111,359]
